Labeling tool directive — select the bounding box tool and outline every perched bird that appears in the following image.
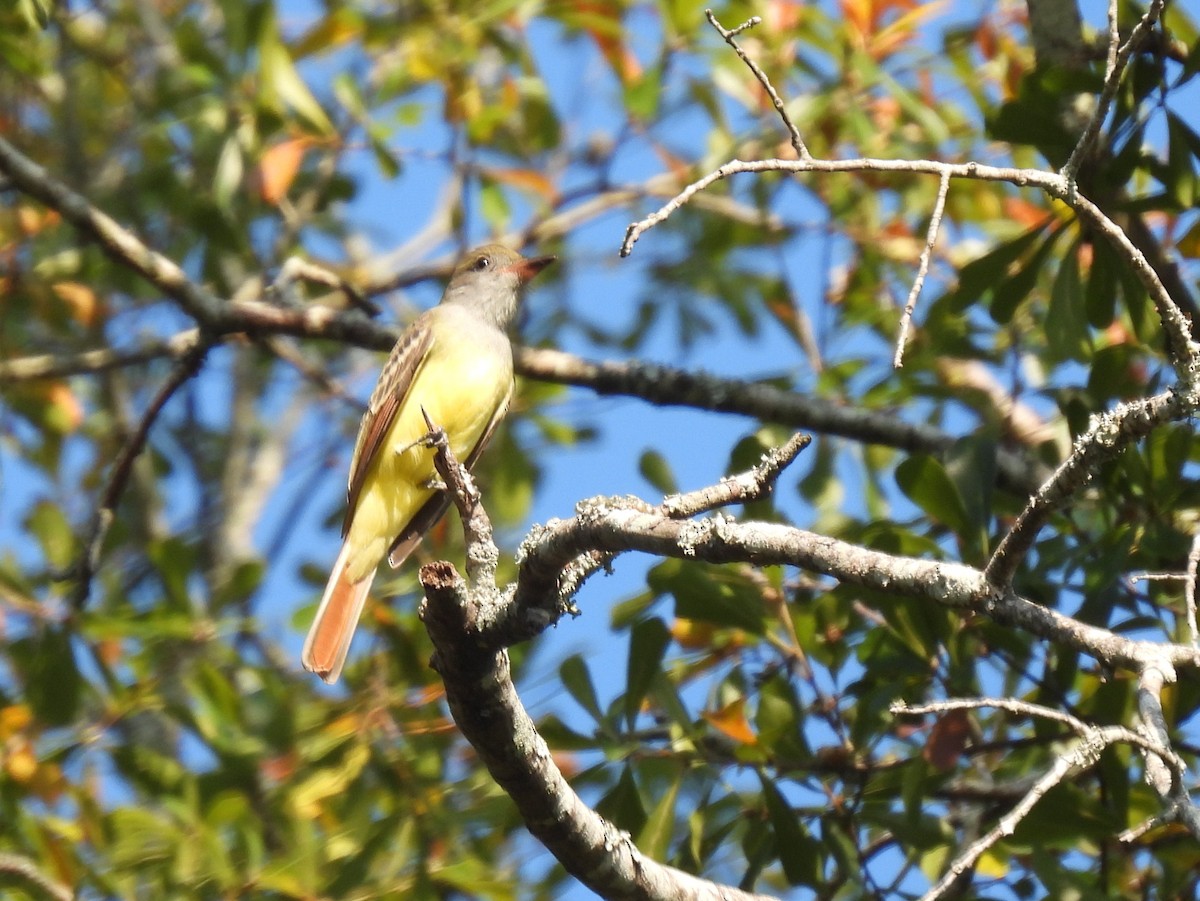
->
[302,244,555,683]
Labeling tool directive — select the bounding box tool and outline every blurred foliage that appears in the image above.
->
[2,0,1200,899]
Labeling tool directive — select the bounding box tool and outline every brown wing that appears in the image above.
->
[385,387,512,567]
[342,313,436,537]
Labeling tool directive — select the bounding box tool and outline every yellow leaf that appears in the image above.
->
[5,738,38,782]
[290,742,369,816]
[0,704,32,739]
[702,697,757,746]
[258,8,335,136]
[670,617,715,649]
[978,847,1009,878]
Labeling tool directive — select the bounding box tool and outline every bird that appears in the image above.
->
[302,244,555,683]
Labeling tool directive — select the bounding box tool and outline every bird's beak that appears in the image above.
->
[512,255,556,284]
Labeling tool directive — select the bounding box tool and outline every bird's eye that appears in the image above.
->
[472,256,491,272]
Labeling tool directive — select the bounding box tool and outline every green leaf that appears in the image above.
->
[560,654,604,723]
[25,499,74,570]
[625,617,670,728]
[637,769,681,861]
[943,434,998,563]
[946,223,1048,312]
[1086,240,1120,328]
[758,772,819,886]
[649,559,767,634]
[895,454,970,539]
[639,449,678,495]
[990,227,1063,324]
[11,628,83,727]
[1047,244,1090,362]
[595,764,646,836]
[257,7,334,136]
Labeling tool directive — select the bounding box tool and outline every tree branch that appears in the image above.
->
[516,346,1045,495]
[419,434,783,901]
[67,339,213,607]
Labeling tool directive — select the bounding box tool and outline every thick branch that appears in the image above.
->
[512,504,1200,673]
[419,563,780,901]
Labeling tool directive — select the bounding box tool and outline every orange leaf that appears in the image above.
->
[922,709,970,771]
[702,697,757,746]
[258,137,312,205]
[51,281,102,327]
[483,166,558,202]
[1002,197,1052,230]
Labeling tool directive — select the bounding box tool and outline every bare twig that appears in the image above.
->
[898,688,1194,899]
[660,432,810,517]
[0,329,202,383]
[273,256,379,316]
[919,734,1100,901]
[1185,533,1200,649]
[619,153,1198,377]
[1061,0,1166,183]
[68,340,213,607]
[894,168,950,368]
[705,9,811,161]
[1136,661,1200,839]
[985,391,1186,587]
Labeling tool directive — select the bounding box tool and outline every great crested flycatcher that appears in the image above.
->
[302,244,554,683]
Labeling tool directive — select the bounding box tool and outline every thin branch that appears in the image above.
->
[68,339,213,607]
[0,852,73,901]
[918,733,1103,901]
[273,256,379,316]
[516,346,1045,495]
[894,168,950,368]
[422,414,501,591]
[893,697,1183,767]
[617,156,1198,378]
[1061,0,1166,183]
[0,330,201,383]
[1136,662,1200,840]
[705,9,811,161]
[661,432,811,517]
[1185,533,1200,649]
[985,391,1185,587]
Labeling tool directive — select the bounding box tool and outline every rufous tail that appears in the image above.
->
[302,542,376,683]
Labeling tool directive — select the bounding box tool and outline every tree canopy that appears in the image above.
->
[2,1,1200,899]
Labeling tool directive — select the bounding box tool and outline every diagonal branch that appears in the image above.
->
[68,338,214,607]
[984,390,1186,587]
[0,135,224,326]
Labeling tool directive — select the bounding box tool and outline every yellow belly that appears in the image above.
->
[343,331,511,581]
